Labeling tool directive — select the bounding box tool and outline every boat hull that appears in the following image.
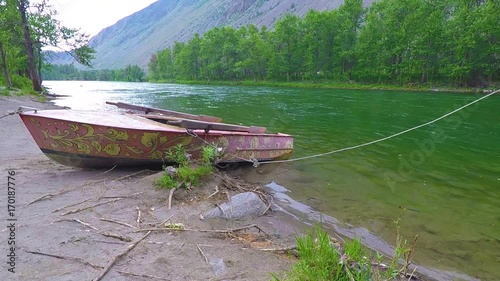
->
[19,110,293,169]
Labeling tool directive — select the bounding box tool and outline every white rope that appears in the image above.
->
[0,106,39,119]
[262,89,500,165]
[0,111,17,119]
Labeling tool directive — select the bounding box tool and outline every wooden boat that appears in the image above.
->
[18,102,293,168]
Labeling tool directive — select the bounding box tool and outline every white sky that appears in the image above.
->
[48,0,158,36]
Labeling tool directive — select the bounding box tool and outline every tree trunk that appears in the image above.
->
[36,43,43,83]
[18,0,42,92]
[0,41,13,88]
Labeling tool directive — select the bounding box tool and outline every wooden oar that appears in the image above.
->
[135,114,267,134]
[106,101,222,123]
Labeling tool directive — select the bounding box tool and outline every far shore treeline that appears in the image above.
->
[148,0,498,88]
[42,64,146,82]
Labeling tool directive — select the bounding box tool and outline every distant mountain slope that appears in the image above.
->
[52,0,374,69]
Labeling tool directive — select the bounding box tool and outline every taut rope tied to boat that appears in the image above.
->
[260,88,500,165]
[186,89,499,167]
[0,106,39,120]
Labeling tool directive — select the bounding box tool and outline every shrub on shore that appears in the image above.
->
[154,144,216,189]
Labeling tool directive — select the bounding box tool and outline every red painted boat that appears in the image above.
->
[18,103,293,168]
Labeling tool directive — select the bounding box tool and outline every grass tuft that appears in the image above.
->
[154,144,216,189]
[273,219,418,281]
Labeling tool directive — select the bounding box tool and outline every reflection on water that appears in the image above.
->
[45,81,500,280]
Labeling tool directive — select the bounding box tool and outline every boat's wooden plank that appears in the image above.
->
[20,110,182,131]
[136,114,267,134]
[106,101,222,123]
[169,120,267,134]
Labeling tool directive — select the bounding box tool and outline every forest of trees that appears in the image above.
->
[0,0,94,92]
[42,64,146,82]
[148,0,499,87]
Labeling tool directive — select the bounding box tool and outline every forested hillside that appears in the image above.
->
[49,0,375,69]
[149,0,499,87]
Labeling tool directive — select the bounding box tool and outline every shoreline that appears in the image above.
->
[150,79,497,94]
[15,79,495,94]
[0,95,297,280]
[0,95,479,281]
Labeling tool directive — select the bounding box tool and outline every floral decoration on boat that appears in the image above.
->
[30,118,195,158]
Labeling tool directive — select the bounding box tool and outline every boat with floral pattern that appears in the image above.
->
[19,105,293,168]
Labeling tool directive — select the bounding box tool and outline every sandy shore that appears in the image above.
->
[2,95,479,281]
[0,96,302,281]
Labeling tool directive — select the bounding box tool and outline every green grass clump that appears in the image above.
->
[273,220,417,281]
[275,226,370,281]
[154,173,177,189]
[154,145,216,189]
[176,165,213,186]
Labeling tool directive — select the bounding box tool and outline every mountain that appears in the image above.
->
[52,0,375,70]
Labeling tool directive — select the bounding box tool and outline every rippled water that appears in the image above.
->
[45,81,500,280]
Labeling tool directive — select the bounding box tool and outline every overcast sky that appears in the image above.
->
[48,0,157,36]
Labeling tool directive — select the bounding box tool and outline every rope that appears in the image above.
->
[0,106,39,119]
[260,89,500,165]
[0,111,17,119]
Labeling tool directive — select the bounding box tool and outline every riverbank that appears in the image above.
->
[0,96,304,280]
[1,94,484,281]
[152,79,498,94]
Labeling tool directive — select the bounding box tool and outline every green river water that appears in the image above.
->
[45,81,499,280]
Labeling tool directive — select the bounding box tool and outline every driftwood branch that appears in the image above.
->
[114,169,151,182]
[24,248,166,280]
[168,187,176,210]
[27,185,85,206]
[136,207,142,227]
[100,218,137,229]
[94,240,125,245]
[259,245,297,252]
[27,166,117,206]
[53,191,143,214]
[206,185,219,199]
[98,232,133,242]
[168,181,183,210]
[136,224,264,235]
[52,198,93,213]
[101,191,144,199]
[27,168,148,206]
[196,243,209,263]
[53,218,99,231]
[116,270,170,280]
[24,249,104,270]
[156,214,175,228]
[91,231,152,281]
[60,198,122,216]
[259,245,298,257]
[53,218,132,242]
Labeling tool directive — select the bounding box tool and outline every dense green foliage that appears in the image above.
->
[0,0,94,91]
[149,0,499,87]
[154,144,216,189]
[273,223,417,281]
[42,64,146,82]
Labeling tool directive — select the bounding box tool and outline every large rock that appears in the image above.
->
[202,192,267,220]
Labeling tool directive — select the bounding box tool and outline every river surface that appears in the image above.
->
[44,81,499,280]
